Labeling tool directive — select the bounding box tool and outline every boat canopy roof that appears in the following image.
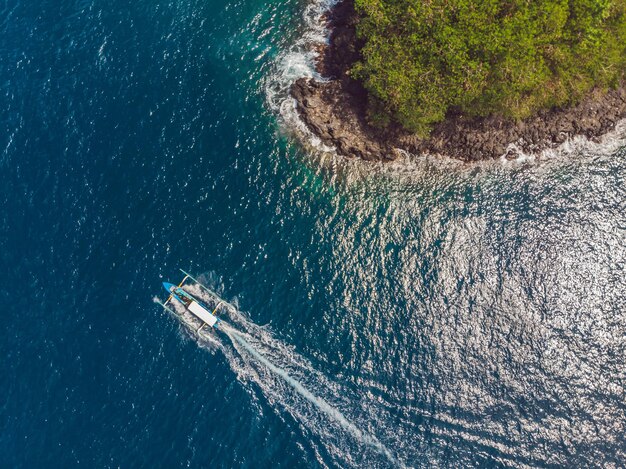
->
[188,301,218,327]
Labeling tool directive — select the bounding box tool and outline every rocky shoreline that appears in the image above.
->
[290,0,626,162]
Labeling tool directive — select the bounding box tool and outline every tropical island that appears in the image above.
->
[291,0,626,161]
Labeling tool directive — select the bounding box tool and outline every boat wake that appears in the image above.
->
[157,281,403,468]
[221,323,402,467]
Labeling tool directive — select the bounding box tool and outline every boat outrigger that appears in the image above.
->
[158,269,227,334]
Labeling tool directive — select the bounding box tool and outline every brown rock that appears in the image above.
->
[290,0,626,162]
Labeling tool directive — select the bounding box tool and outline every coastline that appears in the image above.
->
[290,0,626,162]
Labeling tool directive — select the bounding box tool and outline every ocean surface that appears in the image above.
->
[1,0,625,467]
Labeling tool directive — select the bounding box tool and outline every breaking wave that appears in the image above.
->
[263,0,338,154]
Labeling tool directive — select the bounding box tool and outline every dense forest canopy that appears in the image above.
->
[352,0,626,135]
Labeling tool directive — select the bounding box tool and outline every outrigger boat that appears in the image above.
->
[159,269,226,334]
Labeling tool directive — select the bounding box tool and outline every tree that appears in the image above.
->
[352,0,626,136]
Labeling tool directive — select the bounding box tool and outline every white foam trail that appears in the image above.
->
[221,323,403,468]
[157,284,404,465]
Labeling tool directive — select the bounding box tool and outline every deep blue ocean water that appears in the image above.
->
[1,0,626,467]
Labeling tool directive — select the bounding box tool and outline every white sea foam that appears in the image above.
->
[498,118,626,164]
[263,0,338,154]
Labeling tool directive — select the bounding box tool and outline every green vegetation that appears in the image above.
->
[352,0,626,135]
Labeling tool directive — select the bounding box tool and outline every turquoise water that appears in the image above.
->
[1,0,626,467]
